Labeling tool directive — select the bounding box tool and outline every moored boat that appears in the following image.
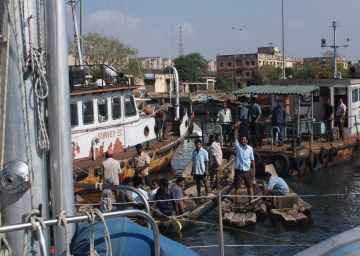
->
[69,65,192,183]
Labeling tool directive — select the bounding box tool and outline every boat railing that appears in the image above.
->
[69,64,133,91]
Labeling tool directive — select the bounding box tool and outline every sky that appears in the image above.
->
[66,0,360,62]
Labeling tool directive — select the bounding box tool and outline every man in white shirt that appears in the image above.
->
[100,149,122,185]
[209,134,223,190]
[217,101,233,145]
[335,98,347,140]
[132,144,151,185]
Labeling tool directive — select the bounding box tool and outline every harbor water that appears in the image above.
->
[157,139,360,256]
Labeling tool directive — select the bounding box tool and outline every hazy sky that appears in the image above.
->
[67,0,360,61]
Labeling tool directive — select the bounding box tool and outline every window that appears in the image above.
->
[112,97,122,119]
[236,71,242,77]
[227,62,232,67]
[245,72,250,77]
[352,89,358,103]
[125,96,137,117]
[98,99,108,123]
[82,101,94,124]
[236,60,242,66]
[251,61,255,65]
[220,63,224,67]
[70,103,78,127]
[245,61,250,66]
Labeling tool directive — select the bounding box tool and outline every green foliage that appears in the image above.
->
[174,53,208,81]
[123,58,143,78]
[82,33,138,75]
[292,62,323,79]
[216,73,232,91]
[249,64,281,84]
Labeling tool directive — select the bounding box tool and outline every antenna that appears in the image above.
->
[178,24,184,57]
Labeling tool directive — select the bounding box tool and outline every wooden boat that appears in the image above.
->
[157,156,235,234]
[69,65,192,184]
[221,164,311,227]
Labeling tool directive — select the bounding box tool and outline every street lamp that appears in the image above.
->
[321,21,349,79]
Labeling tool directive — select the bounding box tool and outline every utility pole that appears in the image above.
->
[178,24,184,57]
[281,0,286,79]
[321,21,349,79]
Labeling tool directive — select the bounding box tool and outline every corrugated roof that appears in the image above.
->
[234,85,319,95]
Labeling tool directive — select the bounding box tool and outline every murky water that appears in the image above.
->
[163,140,360,256]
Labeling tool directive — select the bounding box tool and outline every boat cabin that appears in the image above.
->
[69,64,156,161]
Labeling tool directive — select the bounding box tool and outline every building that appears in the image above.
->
[216,46,301,88]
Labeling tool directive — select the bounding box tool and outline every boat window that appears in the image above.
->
[125,96,137,117]
[112,97,122,119]
[70,103,78,127]
[352,89,358,103]
[98,99,108,123]
[82,101,94,124]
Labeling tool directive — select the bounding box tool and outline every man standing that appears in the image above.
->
[236,96,249,138]
[233,128,255,204]
[100,149,121,185]
[335,98,346,140]
[191,139,209,197]
[155,98,169,141]
[271,100,287,146]
[169,177,186,215]
[217,101,233,145]
[248,97,262,148]
[324,98,334,142]
[132,144,151,185]
[209,134,223,190]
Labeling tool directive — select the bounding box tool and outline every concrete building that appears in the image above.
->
[216,46,301,88]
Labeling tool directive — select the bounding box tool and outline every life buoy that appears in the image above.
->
[254,151,265,178]
[272,153,291,177]
[292,157,306,174]
[307,152,321,172]
[319,147,330,165]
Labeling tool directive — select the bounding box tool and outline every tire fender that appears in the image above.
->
[307,152,321,172]
[272,153,291,177]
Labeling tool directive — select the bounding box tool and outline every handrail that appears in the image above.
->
[0,209,161,256]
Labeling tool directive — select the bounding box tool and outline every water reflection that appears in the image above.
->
[168,140,360,256]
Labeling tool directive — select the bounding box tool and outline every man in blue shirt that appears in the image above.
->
[263,172,289,195]
[233,128,255,204]
[191,139,209,197]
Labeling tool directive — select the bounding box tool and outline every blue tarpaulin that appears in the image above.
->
[70,216,198,256]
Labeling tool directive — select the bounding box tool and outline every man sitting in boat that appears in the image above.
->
[169,177,186,215]
[209,134,223,191]
[131,144,151,185]
[153,177,174,217]
[191,139,209,197]
[263,172,289,196]
[233,127,255,204]
[155,98,169,142]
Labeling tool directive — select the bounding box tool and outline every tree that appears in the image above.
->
[249,64,281,84]
[216,73,232,90]
[82,33,138,74]
[174,53,208,81]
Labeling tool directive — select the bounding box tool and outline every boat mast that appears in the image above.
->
[0,0,49,254]
[69,0,83,65]
[45,0,76,254]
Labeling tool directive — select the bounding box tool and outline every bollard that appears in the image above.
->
[217,193,225,256]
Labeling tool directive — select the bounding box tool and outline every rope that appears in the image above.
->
[57,211,70,256]
[0,236,12,255]
[79,206,113,256]
[22,209,46,256]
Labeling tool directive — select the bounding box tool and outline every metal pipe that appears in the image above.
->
[281,0,285,79]
[0,210,161,256]
[1,1,50,255]
[45,0,76,254]
[217,194,225,256]
[332,21,337,79]
[79,0,83,55]
[171,67,180,120]
[35,222,48,256]
[70,0,83,65]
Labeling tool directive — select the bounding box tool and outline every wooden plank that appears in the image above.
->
[223,212,235,223]
[272,210,297,224]
[230,213,246,227]
[292,212,308,223]
[245,212,257,225]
